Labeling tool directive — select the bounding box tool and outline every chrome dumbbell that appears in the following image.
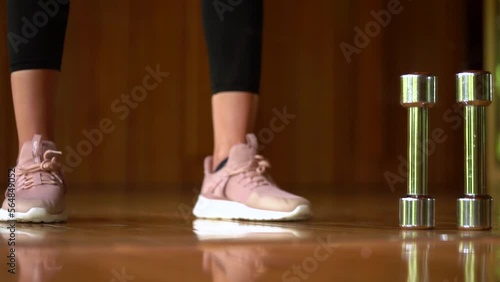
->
[456,71,493,230]
[399,73,436,229]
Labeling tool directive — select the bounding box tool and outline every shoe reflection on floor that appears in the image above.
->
[0,224,64,282]
[193,219,312,282]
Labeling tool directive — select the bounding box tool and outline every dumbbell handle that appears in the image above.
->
[407,107,428,195]
[463,106,487,195]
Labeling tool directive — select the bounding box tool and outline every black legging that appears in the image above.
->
[7,0,70,72]
[202,0,263,94]
[6,0,263,95]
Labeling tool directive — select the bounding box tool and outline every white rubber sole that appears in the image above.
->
[193,195,311,221]
[0,208,67,223]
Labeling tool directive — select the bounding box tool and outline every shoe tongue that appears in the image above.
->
[226,134,258,168]
[18,135,57,166]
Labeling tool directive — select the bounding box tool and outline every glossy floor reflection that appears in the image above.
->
[0,186,499,282]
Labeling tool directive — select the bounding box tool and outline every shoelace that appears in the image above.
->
[16,150,64,190]
[226,155,272,188]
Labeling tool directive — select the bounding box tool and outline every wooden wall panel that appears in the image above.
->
[0,1,16,170]
[0,0,467,190]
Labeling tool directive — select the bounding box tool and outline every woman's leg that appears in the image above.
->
[7,0,69,151]
[201,0,263,170]
[0,0,70,223]
[211,93,258,169]
[196,0,311,221]
[11,70,59,151]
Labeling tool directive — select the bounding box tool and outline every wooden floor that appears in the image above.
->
[0,185,499,282]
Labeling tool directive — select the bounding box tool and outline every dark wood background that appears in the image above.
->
[0,0,469,192]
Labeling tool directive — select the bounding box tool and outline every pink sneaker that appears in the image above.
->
[0,135,67,223]
[193,134,311,221]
